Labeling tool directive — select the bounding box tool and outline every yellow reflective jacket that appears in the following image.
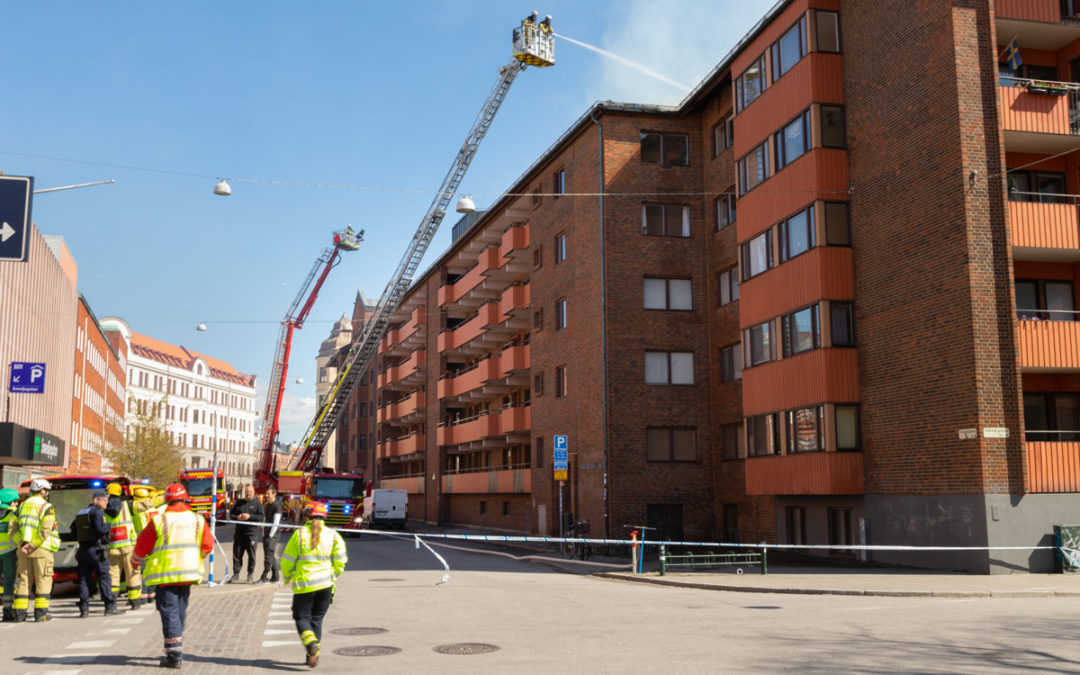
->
[14,495,59,552]
[280,522,347,594]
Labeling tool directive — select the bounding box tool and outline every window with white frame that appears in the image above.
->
[717,268,739,307]
[643,278,693,310]
[642,203,691,237]
[645,351,694,385]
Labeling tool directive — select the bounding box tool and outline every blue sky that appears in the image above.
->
[1,1,777,444]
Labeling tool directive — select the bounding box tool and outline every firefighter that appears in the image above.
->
[12,478,59,622]
[281,502,348,668]
[104,482,143,609]
[132,486,161,602]
[131,483,214,669]
[72,490,120,617]
[540,14,553,34]
[0,488,19,621]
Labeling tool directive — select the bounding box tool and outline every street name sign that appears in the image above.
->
[553,434,568,481]
[0,175,33,263]
[10,362,46,394]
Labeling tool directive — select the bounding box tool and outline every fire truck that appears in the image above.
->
[178,466,225,519]
[277,471,365,530]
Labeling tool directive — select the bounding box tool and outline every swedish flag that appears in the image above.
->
[1004,34,1023,73]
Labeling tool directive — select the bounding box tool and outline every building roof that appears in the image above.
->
[129,331,256,387]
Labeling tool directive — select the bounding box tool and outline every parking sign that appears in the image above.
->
[10,362,46,394]
[553,434,568,481]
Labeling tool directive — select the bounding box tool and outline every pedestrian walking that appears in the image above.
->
[72,489,121,617]
[281,502,347,668]
[131,483,214,669]
[0,488,20,622]
[258,486,284,585]
[12,478,59,622]
[104,482,143,609]
[229,484,263,583]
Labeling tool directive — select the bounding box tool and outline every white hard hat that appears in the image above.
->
[546,15,552,20]
[30,478,52,492]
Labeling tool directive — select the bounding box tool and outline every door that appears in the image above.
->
[646,504,684,543]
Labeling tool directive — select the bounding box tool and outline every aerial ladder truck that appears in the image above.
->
[278,16,556,526]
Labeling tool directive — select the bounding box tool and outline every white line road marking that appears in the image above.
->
[269,611,292,616]
[264,629,296,635]
[267,619,294,625]
[42,654,100,664]
[37,670,84,675]
[261,640,296,648]
[66,641,115,649]
[101,628,132,635]
[104,617,143,624]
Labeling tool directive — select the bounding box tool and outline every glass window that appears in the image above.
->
[741,230,773,280]
[1007,172,1032,202]
[644,278,667,309]
[669,279,693,310]
[721,423,743,461]
[555,298,567,330]
[747,413,778,456]
[555,365,567,397]
[830,302,855,346]
[719,344,742,382]
[738,139,771,194]
[772,17,807,81]
[1017,279,1076,320]
[746,321,773,366]
[737,55,767,111]
[1046,281,1075,321]
[670,352,694,384]
[672,428,696,460]
[1016,280,1038,320]
[642,204,690,237]
[713,123,724,157]
[820,106,846,148]
[555,232,567,263]
[815,11,840,53]
[825,202,850,245]
[836,405,859,450]
[776,111,810,170]
[640,133,662,163]
[716,193,736,229]
[788,406,824,453]
[1035,172,1066,203]
[645,351,693,384]
[718,268,739,306]
[554,169,565,195]
[780,206,815,262]
[645,351,669,384]
[646,428,697,461]
[783,305,820,356]
[641,132,689,166]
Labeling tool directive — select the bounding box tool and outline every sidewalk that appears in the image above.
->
[597,566,1080,597]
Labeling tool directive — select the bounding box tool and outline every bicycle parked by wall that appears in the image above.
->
[561,519,591,561]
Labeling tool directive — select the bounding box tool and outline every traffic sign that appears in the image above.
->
[10,362,46,394]
[0,176,33,263]
[553,434,568,481]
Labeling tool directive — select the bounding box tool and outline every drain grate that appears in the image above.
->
[333,645,402,657]
[743,605,781,610]
[331,627,388,636]
[369,578,405,582]
[433,643,501,655]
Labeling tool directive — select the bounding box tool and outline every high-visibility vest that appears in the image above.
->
[0,509,15,555]
[280,523,347,594]
[14,495,60,553]
[143,509,205,586]
[105,500,137,549]
[132,499,160,535]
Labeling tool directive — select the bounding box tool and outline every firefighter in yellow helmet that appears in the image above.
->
[131,486,161,602]
[104,481,143,609]
[281,502,347,668]
[12,479,59,621]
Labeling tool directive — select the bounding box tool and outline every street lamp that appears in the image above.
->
[33,179,115,194]
[213,179,232,196]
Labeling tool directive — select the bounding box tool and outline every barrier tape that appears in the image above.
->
[414,535,450,584]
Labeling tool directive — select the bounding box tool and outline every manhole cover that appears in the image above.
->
[333,645,402,657]
[331,627,388,636]
[369,578,405,582]
[433,643,501,655]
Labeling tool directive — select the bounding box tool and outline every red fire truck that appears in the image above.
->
[277,470,364,531]
[178,467,226,519]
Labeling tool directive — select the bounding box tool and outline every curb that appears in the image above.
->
[594,573,1080,598]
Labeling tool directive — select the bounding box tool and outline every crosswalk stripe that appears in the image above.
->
[104,617,142,625]
[36,670,83,675]
[42,654,99,665]
[267,619,293,625]
[264,629,295,635]
[101,628,132,635]
[261,640,295,648]
[66,641,114,649]
[269,611,292,616]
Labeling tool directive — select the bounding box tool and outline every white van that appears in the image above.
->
[362,489,408,529]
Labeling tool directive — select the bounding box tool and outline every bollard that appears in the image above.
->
[659,543,667,576]
[630,530,639,575]
[760,542,768,575]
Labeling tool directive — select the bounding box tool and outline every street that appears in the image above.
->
[2,532,1080,673]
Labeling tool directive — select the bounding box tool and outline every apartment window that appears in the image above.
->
[782,305,820,357]
[738,139,771,194]
[831,302,855,346]
[555,231,567,263]
[740,229,773,280]
[828,508,854,556]
[1016,279,1075,321]
[814,10,840,53]
[721,423,743,461]
[533,308,544,330]
[640,132,689,166]
[786,506,807,545]
[554,169,566,195]
[824,202,850,245]
[532,187,541,207]
[645,351,694,385]
[745,321,774,367]
[1008,171,1067,203]
[836,405,860,450]
[820,105,846,148]
[787,405,825,453]
[646,427,697,461]
[555,365,567,398]
[713,116,735,156]
[778,205,815,262]
[534,372,544,396]
[736,54,767,111]
[503,501,511,516]
[644,278,693,310]
[771,15,807,81]
[717,268,739,307]
[1024,392,1080,441]
[716,192,737,229]
[642,203,691,237]
[535,436,544,467]
[747,413,779,457]
[555,297,567,330]
[725,116,735,149]
[719,344,742,382]
[533,245,543,268]
[480,501,487,515]
[775,110,811,170]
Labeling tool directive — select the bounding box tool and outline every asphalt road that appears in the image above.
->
[3,531,1080,673]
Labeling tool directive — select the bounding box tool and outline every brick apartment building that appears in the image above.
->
[328,291,377,476]
[371,0,1080,572]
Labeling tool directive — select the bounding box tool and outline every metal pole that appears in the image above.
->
[209,451,218,584]
[558,480,564,541]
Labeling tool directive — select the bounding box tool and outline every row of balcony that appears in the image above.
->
[438,344,530,401]
[377,349,426,391]
[377,389,425,426]
[438,224,530,310]
[997,1,1080,31]
[375,467,531,495]
[381,306,427,357]
[438,284,530,355]
[438,404,531,447]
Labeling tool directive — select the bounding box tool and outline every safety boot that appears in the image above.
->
[34,609,49,622]
[1,607,15,622]
[305,641,320,668]
[13,609,27,622]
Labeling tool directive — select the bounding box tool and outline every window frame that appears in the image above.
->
[786,405,825,453]
[778,204,816,262]
[641,203,692,237]
[645,426,698,462]
[719,343,742,383]
[736,53,768,112]
[813,10,841,53]
[774,110,811,171]
[717,267,739,307]
[819,105,847,148]
[1016,278,1076,321]
[644,350,695,385]
[555,297,567,330]
[716,191,737,230]
[781,304,821,357]
[555,364,567,398]
[747,413,779,457]
[835,404,860,451]
[553,169,566,196]
[740,229,774,281]
[824,201,851,246]
[738,139,771,195]
[830,301,856,346]
[771,15,808,82]
[745,320,774,367]
[644,277,693,311]
[640,132,690,166]
[554,231,567,264]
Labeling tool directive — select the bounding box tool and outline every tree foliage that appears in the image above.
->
[104,398,183,487]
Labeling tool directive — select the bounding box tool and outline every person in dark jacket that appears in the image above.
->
[229,484,263,582]
[258,486,284,584]
[72,490,120,617]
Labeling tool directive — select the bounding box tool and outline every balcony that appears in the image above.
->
[438,302,517,355]
[1009,199,1080,260]
[745,451,864,496]
[497,343,530,377]
[997,2,1080,50]
[437,358,499,401]
[379,431,425,459]
[377,390,426,426]
[499,223,531,262]
[498,404,530,435]
[381,307,427,356]
[498,283,531,326]
[1017,318,1080,371]
[438,247,502,310]
[378,349,426,390]
[438,411,500,446]
[998,79,1080,152]
[442,466,532,494]
[1027,441,1080,492]
[378,473,424,494]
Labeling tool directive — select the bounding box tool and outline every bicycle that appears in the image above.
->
[561,520,591,561]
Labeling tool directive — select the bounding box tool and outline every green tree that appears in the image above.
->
[104,398,183,487]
